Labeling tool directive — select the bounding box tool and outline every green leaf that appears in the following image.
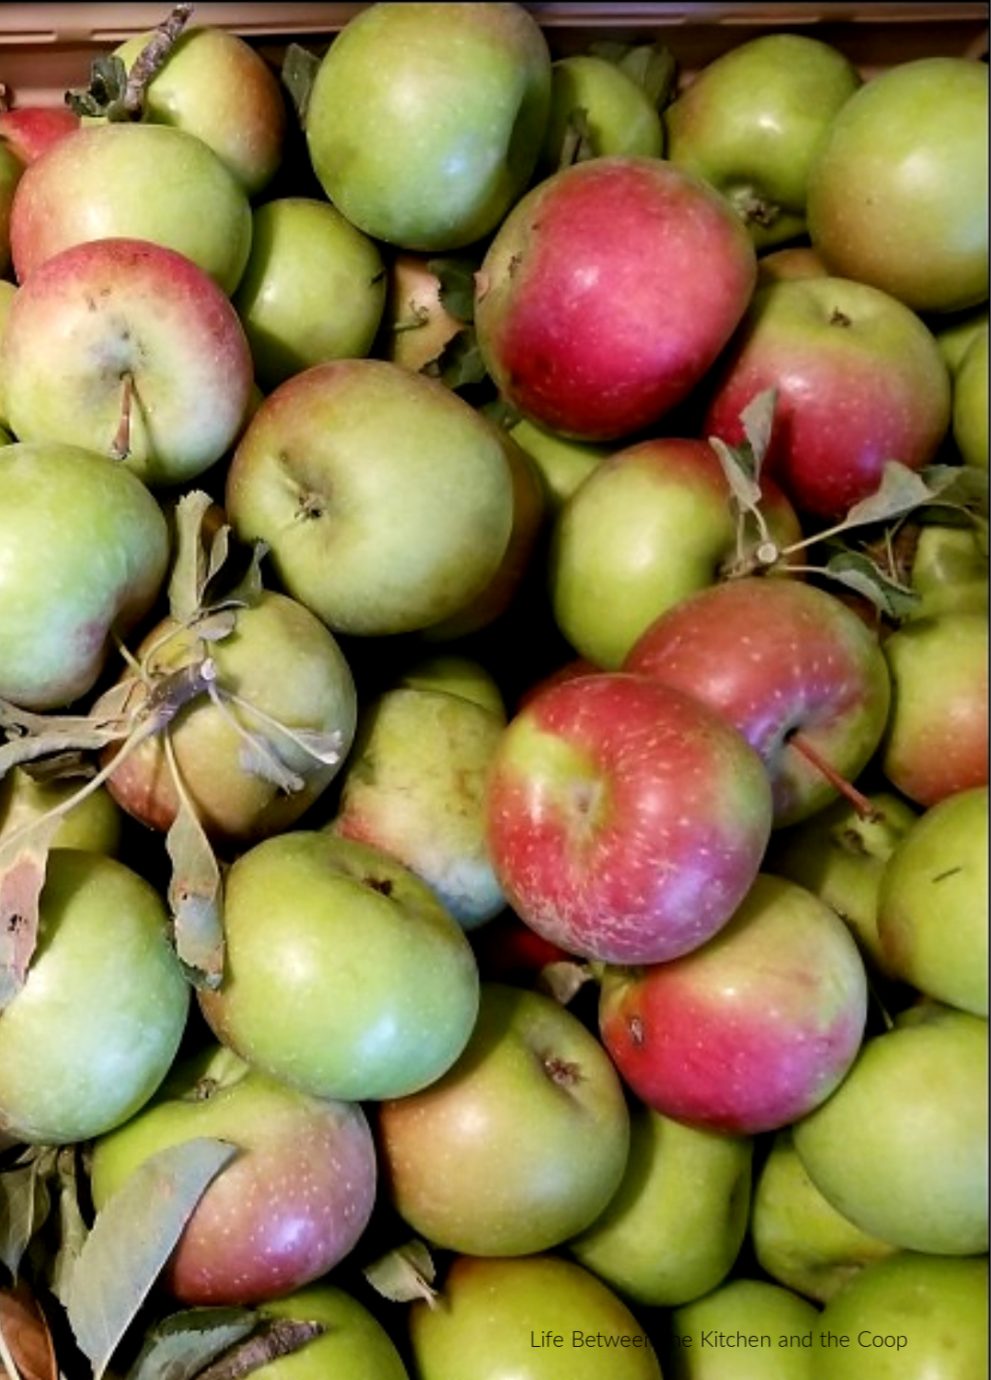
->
[164,759,225,991]
[0,1158,52,1278]
[282,44,321,127]
[426,258,477,324]
[168,492,215,626]
[218,543,268,612]
[48,1148,89,1307]
[364,1239,437,1306]
[709,435,762,512]
[842,461,937,529]
[918,463,989,517]
[65,54,129,120]
[616,43,677,109]
[430,327,488,391]
[739,387,778,484]
[65,1138,237,1380]
[125,1308,258,1380]
[823,550,921,620]
[537,960,594,1006]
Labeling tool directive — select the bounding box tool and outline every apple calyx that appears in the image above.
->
[728,184,782,231]
[65,2,194,122]
[541,1053,584,1089]
[364,1239,439,1308]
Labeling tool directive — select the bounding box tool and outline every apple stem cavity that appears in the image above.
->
[109,372,135,463]
[787,731,881,822]
[542,1053,583,1089]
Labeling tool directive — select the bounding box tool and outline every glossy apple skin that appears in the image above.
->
[10,124,251,294]
[475,156,757,441]
[807,58,989,314]
[541,55,663,168]
[306,2,550,251]
[378,984,630,1256]
[0,107,78,165]
[792,1004,988,1255]
[705,277,951,518]
[0,442,169,710]
[669,1279,819,1380]
[626,579,891,827]
[953,325,988,468]
[881,611,988,806]
[0,851,189,1145]
[200,833,479,1102]
[600,875,868,1136]
[509,417,606,513]
[756,246,828,287]
[906,524,987,621]
[877,787,988,1016]
[90,1047,376,1307]
[397,654,505,719]
[935,310,987,375]
[549,437,802,669]
[256,1285,409,1379]
[1,238,252,486]
[487,673,773,965]
[0,768,123,856]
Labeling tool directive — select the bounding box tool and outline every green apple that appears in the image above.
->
[906,525,988,620]
[669,1279,819,1379]
[812,1253,988,1379]
[935,309,987,374]
[666,34,860,249]
[0,767,122,855]
[953,325,988,468]
[255,1285,409,1378]
[792,1004,988,1255]
[410,1254,661,1380]
[509,417,607,513]
[199,832,479,1102]
[807,58,989,313]
[877,786,988,1015]
[396,654,505,719]
[0,141,21,275]
[752,1130,897,1304]
[306,3,551,251]
[0,850,189,1145]
[377,983,630,1256]
[542,56,663,169]
[233,199,386,390]
[769,793,917,971]
[570,1103,753,1306]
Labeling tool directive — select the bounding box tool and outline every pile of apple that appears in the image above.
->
[0,3,987,1378]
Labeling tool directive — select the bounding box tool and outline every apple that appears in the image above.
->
[516,657,598,711]
[377,983,630,1256]
[381,252,465,374]
[469,909,571,985]
[306,2,551,251]
[906,524,988,620]
[410,1255,662,1380]
[808,57,989,313]
[549,437,802,669]
[509,417,607,513]
[199,832,479,1102]
[233,198,386,390]
[792,1003,988,1254]
[600,874,868,1136]
[0,107,78,165]
[880,610,988,806]
[396,653,505,719]
[625,579,891,827]
[953,325,988,468]
[255,1285,409,1379]
[570,1103,753,1307]
[486,672,773,965]
[769,793,917,970]
[10,123,252,294]
[667,1279,819,1379]
[877,786,988,1015]
[0,850,189,1145]
[225,359,514,636]
[100,591,357,844]
[113,25,286,196]
[331,686,506,928]
[0,767,123,856]
[757,247,828,286]
[0,441,169,710]
[704,276,951,518]
[666,33,860,249]
[475,155,757,441]
[813,1253,988,1380]
[0,140,21,274]
[751,1129,898,1305]
[1,237,253,486]
[90,1045,376,1307]
[541,55,663,168]
[935,309,987,375]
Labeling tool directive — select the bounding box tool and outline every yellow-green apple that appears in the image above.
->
[306,2,551,251]
[90,1046,376,1307]
[814,1253,988,1380]
[0,107,78,165]
[474,155,757,441]
[99,591,357,844]
[382,252,464,373]
[792,1003,988,1254]
[0,442,168,710]
[769,793,917,970]
[0,140,21,273]
[877,786,988,1015]
[600,875,867,1135]
[666,34,859,249]
[953,325,988,468]
[410,1255,661,1380]
[626,579,891,827]
[936,309,987,374]
[0,850,188,1145]
[906,524,987,620]
[396,653,505,719]
[751,1129,897,1304]
[549,437,801,668]
[880,610,988,806]
[668,1279,819,1379]
[225,359,514,636]
[486,672,773,964]
[377,983,629,1256]
[112,25,286,196]
[704,277,951,517]
[254,1285,409,1379]
[233,198,385,390]
[570,1103,753,1307]
[756,246,828,287]
[509,417,607,513]
[10,124,251,294]
[541,55,663,168]
[0,767,123,855]
[199,833,479,1102]
[1,238,253,486]
[331,686,505,928]
[807,58,989,313]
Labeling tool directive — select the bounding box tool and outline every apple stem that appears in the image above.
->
[787,732,881,822]
[124,2,194,116]
[109,373,134,463]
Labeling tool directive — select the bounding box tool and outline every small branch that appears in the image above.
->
[196,1321,324,1380]
[787,732,880,821]
[124,2,194,115]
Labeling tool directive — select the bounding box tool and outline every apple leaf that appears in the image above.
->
[215,543,268,613]
[709,436,763,514]
[558,107,594,168]
[739,388,778,484]
[204,523,232,594]
[840,461,937,530]
[164,760,225,991]
[428,327,489,392]
[65,1138,237,1380]
[588,41,679,110]
[537,960,595,1006]
[20,753,95,786]
[47,1148,89,1309]
[193,1320,324,1380]
[168,492,216,626]
[0,811,64,1011]
[65,55,129,120]
[281,44,321,127]
[822,550,920,620]
[364,1240,438,1307]
[0,1153,53,1279]
[125,1309,258,1380]
[426,258,477,324]
[0,702,126,779]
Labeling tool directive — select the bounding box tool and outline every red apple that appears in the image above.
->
[0,107,78,165]
[475,155,757,441]
[486,672,773,964]
[470,910,573,986]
